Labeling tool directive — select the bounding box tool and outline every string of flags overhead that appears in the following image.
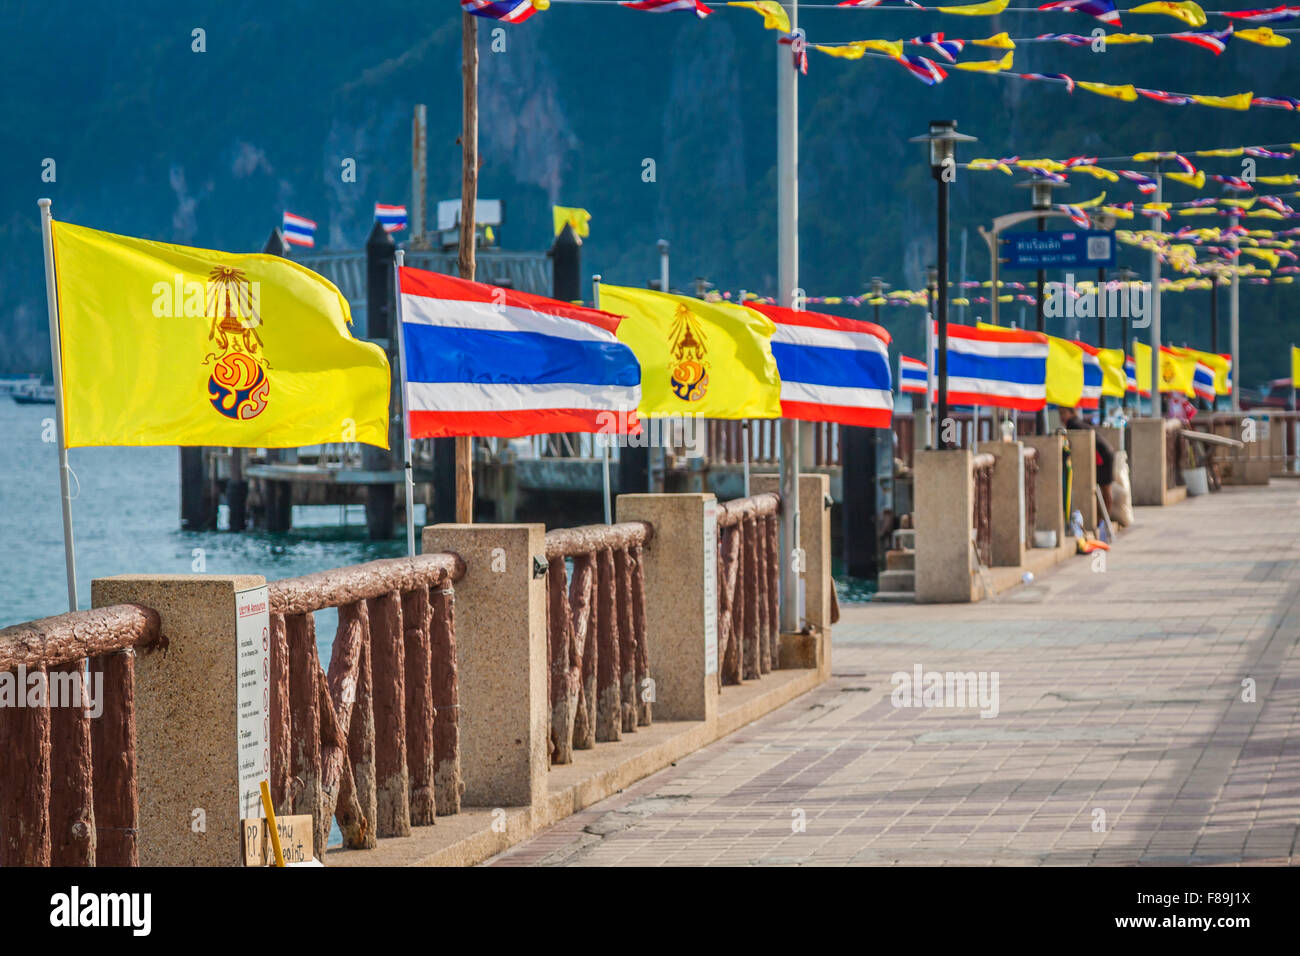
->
[462,0,1300,112]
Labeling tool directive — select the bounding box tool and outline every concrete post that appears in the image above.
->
[91,574,266,866]
[1130,418,1168,506]
[422,524,548,808]
[1067,428,1097,532]
[1023,434,1065,545]
[615,494,717,724]
[983,441,1026,567]
[914,448,977,603]
[752,473,832,674]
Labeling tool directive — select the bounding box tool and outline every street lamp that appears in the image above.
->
[868,276,890,326]
[911,120,976,450]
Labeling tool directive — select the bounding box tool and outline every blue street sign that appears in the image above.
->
[1001,229,1117,270]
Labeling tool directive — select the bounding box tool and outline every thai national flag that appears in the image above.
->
[748,304,894,428]
[1037,0,1121,26]
[1223,5,1300,23]
[932,322,1049,412]
[1119,171,1158,194]
[896,54,948,86]
[282,212,317,248]
[1193,362,1217,401]
[461,0,539,22]
[1252,96,1300,110]
[620,0,713,14]
[375,204,407,233]
[1078,341,1102,409]
[899,356,928,395]
[1124,355,1151,397]
[1138,89,1194,106]
[911,33,965,62]
[1170,27,1233,55]
[398,267,641,438]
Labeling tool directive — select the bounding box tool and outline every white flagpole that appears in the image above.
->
[742,420,751,496]
[393,248,417,557]
[594,273,611,523]
[38,198,79,611]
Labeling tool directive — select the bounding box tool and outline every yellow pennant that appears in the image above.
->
[1078,81,1138,101]
[1100,205,1135,219]
[1189,91,1253,111]
[954,51,1013,72]
[973,32,1015,48]
[726,1,790,33]
[1129,1,1207,27]
[937,0,1009,13]
[968,158,1015,174]
[816,39,903,59]
[1256,173,1300,185]
[1194,147,1244,157]
[1236,27,1290,47]
[1165,170,1206,189]
[1106,33,1154,44]
[1070,165,1119,182]
[51,221,391,449]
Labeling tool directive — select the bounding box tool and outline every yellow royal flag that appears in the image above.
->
[1097,348,1127,398]
[597,285,781,420]
[552,205,591,238]
[1135,342,1196,396]
[52,221,391,448]
[1293,344,1300,383]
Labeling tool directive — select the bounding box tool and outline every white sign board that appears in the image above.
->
[235,586,271,822]
[702,498,718,676]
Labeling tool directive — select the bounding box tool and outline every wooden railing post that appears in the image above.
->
[48,661,94,866]
[369,590,410,837]
[0,666,51,866]
[401,587,435,825]
[90,649,138,867]
[430,578,463,815]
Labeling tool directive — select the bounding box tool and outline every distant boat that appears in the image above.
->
[11,382,55,405]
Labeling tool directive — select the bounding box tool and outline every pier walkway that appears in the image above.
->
[489,482,1300,866]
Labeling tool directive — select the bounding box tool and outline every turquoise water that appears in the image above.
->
[0,398,406,630]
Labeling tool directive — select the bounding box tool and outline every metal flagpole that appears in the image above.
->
[38,198,79,612]
[742,420,751,497]
[1230,213,1241,413]
[594,273,612,523]
[1149,172,1163,417]
[393,248,417,557]
[777,0,802,634]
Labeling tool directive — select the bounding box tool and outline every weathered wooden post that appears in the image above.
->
[364,221,398,541]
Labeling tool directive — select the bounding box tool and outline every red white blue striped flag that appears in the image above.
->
[748,303,894,428]
[621,0,712,14]
[1037,0,1120,25]
[461,0,541,23]
[398,267,641,438]
[895,54,948,86]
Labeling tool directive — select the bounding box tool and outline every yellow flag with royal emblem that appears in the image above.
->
[51,220,391,448]
[597,285,781,420]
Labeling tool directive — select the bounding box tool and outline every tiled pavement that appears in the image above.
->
[488,482,1300,866]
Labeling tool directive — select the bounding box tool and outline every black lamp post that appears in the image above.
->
[911,120,976,450]
[869,276,889,327]
[1015,176,1068,434]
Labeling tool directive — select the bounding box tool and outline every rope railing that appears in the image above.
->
[0,604,163,867]
[266,552,466,857]
[544,521,653,765]
[716,493,781,685]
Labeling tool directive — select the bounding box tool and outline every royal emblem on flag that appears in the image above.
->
[668,303,710,402]
[204,266,269,421]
